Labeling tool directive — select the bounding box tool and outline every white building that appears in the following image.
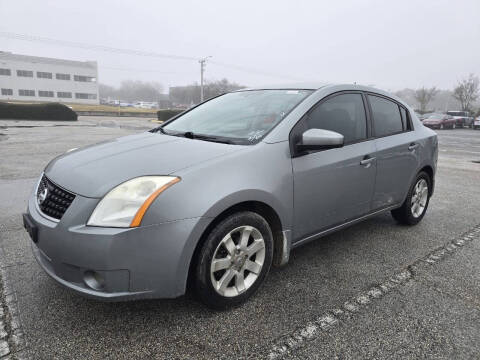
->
[0,51,99,105]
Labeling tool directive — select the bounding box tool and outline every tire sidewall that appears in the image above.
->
[405,172,431,224]
[195,211,273,309]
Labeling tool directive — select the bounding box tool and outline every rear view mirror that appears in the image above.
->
[296,128,344,152]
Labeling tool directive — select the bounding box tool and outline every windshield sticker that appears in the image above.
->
[248,130,265,142]
[286,90,299,94]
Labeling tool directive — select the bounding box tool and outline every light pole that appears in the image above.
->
[199,56,212,103]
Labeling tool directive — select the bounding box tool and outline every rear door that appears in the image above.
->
[367,94,419,210]
[291,92,376,242]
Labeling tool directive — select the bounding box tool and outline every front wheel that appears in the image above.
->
[194,211,273,309]
[391,171,431,225]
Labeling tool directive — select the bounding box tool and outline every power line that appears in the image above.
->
[210,60,306,82]
[0,31,305,81]
[100,65,191,75]
[0,31,197,61]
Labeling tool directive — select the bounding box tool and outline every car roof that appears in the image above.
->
[240,83,397,97]
[242,82,330,90]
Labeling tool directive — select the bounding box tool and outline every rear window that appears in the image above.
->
[368,95,403,137]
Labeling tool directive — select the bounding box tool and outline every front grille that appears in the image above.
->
[37,175,75,220]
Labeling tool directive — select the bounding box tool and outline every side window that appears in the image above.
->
[399,106,410,130]
[306,93,367,144]
[368,95,403,137]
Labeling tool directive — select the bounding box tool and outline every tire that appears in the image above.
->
[194,211,273,310]
[391,171,431,226]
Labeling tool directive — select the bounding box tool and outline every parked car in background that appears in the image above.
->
[474,116,480,130]
[120,102,134,107]
[422,114,457,129]
[446,110,474,128]
[134,101,159,109]
[418,112,436,122]
[23,84,438,309]
[414,112,424,121]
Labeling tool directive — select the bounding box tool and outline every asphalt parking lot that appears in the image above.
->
[0,118,479,359]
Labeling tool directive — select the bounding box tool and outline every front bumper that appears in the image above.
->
[423,123,441,129]
[25,189,210,301]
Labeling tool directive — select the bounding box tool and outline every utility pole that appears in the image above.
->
[199,56,212,103]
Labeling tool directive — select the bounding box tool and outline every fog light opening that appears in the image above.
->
[83,270,106,291]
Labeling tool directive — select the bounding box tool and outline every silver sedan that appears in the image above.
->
[23,84,438,309]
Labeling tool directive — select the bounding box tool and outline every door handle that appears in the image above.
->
[408,143,419,151]
[360,156,376,167]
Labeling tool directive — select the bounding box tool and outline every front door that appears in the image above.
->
[291,92,376,242]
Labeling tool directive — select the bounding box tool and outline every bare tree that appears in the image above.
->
[452,74,479,111]
[414,87,438,113]
[99,81,164,102]
[169,79,245,105]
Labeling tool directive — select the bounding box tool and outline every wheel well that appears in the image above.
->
[186,201,284,291]
[419,165,434,196]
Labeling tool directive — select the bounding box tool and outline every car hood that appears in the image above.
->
[45,132,244,198]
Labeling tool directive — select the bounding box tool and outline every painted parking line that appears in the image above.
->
[0,259,30,359]
[266,224,480,360]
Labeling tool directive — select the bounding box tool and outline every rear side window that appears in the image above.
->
[369,95,403,137]
[306,93,367,144]
[399,107,409,130]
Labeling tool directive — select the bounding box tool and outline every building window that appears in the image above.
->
[17,70,34,77]
[75,93,97,100]
[19,89,35,96]
[38,90,54,98]
[1,89,13,96]
[57,91,72,98]
[74,75,96,82]
[56,73,71,80]
[0,68,11,76]
[37,71,53,79]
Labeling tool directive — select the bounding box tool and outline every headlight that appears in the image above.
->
[87,176,180,228]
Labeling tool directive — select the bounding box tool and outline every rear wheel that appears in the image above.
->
[194,211,273,309]
[391,171,431,225]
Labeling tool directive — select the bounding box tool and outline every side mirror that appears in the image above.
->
[296,128,344,152]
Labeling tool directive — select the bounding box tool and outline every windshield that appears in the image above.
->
[447,111,466,117]
[162,89,313,144]
[428,114,444,119]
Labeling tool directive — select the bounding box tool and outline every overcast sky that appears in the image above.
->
[1,0,479,92]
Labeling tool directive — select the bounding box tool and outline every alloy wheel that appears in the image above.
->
[411,179,428,218]
[210,226,265,297]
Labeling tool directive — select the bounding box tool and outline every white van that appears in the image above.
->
[134,101,158,109]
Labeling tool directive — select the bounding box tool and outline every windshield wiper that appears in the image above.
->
[181,131,237,144]
[155,128,239,144]
[151,126,168,134]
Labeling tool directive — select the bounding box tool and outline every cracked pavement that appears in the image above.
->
[0,117,479,359]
